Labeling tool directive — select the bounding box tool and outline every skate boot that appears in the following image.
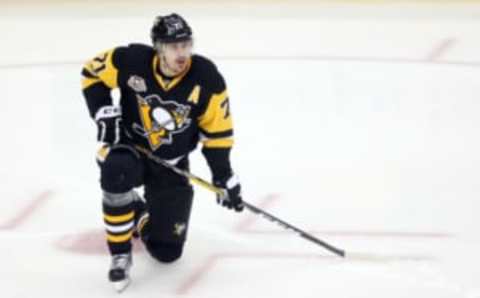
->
[132,192,147,239]
[135,209,150,241]
[109,253,132,292]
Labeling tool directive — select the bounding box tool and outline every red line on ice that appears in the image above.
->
[233,194,453,239]
[426,38,456,61]
[176,252,436,295]
[242,229,454,238]
[176,255,220,295]
[0,190,54,230]
[3,53,480,70]
[234,193,281,232]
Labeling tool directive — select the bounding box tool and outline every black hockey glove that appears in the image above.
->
[95,105,122,144]
[214,173,244,212]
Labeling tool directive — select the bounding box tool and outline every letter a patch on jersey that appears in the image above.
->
[134,94,191,151]
[187,85,201,105]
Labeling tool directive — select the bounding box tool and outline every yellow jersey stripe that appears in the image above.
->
[81,77,102,90]
[82,48,119,89]
[198,90,233,133]
[96,145,111,163]
[202,138,234,148]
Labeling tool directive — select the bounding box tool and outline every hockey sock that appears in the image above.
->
[102,191,136,255]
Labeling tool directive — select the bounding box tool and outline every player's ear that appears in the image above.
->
[153,41,163,54]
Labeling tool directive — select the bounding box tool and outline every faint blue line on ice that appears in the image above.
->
[1,56,480,70]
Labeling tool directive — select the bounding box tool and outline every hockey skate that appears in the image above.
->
[109,253,132,293]
[132,192,147,239]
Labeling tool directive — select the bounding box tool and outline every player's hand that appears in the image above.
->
[95,105,123,144]
[214,173,244,212]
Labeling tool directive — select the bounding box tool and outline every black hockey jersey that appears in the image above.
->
[81,44,234,162]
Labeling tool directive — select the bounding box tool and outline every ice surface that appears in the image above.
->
[0,1,479,297]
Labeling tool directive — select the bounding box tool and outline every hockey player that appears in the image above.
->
[81,13,243,292]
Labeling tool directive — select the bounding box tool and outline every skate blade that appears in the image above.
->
[112,278,131,293]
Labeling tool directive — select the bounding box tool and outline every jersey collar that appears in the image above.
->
[152,55,191,91]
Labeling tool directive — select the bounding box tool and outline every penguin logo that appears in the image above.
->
[134,94,191,150]
[173,222,186,236]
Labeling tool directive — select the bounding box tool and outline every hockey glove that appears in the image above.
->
[214,173,244,212]
[95,105,122,144]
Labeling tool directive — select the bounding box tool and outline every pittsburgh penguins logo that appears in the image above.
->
[133,94,191,150]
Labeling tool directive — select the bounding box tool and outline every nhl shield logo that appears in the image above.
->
[128,75,147,93]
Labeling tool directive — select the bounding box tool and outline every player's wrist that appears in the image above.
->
[214,173,244,212]
[95,105,123,144]
[95,105,122,121]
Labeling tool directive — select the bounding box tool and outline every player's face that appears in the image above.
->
[160,40,193,75]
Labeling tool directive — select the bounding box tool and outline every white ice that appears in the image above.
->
[1,1,480,297]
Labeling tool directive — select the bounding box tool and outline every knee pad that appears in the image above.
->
[146,241,184,263]
[99,146,143,193]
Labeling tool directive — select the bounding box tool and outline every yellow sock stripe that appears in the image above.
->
[107,231,133,243]
[104,211,134,224]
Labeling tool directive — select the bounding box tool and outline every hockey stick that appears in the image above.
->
[135,145,346,258]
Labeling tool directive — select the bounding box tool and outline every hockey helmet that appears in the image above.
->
[151,13,193,44]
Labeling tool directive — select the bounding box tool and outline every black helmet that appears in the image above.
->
[151,13,193,44]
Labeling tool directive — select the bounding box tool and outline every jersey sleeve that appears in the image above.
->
[81,47,123,119]
[197,70,234,149]
[198,65,235,181]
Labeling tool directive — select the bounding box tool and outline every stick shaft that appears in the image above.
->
[135,145,345,257]
[242,202,345,257]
